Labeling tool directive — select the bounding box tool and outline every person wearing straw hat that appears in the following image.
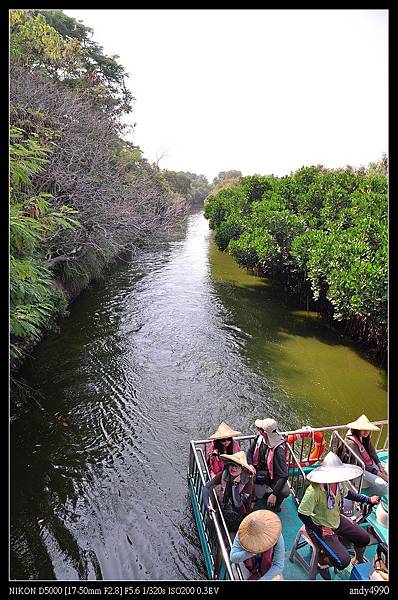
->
[344,415,388,497]
[207,422,242,478]
[203,450,254,533]
[298,451,380,570]
[230,510,285,580]
[247,418,289,512]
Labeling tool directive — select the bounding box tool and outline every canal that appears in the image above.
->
[10,210,387,580]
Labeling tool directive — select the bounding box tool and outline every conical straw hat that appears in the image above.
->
[209,422,242,440]
[220,450,251,473]
[238,510,282,553]
[306,451,363,484]
[346,415,380,432]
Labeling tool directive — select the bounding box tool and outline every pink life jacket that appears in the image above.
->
[244,547,274,576]
[253,437,284,480]
[347,433,373,467]
[208,440,241,475]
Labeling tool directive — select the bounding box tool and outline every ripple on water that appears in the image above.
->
[11,212,386,580]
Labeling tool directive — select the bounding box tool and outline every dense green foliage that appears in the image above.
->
[10,10,387,366]
[11,9,133,117]
[9,127,79,360]
[9,9,189,366]
[204,165,388,358]
[162,170,211,205]
[209,170,243,196]
[212,170,242,187]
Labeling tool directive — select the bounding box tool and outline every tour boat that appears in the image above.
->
[188,420,388,581]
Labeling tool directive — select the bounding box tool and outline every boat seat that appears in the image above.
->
[289,525,331,580]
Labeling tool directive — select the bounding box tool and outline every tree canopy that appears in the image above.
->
[204,162,388,360]
[11,9,134,118]
[9,9,188,366]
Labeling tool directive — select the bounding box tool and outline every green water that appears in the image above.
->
[10,211,387,580]
[209,240,387,427]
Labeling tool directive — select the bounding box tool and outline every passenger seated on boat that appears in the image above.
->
[343,415,388,498]
[230,510,284,580]
[297,452,380,571]
[203,451,253,533]
[207,422,242,479]
[247,418,289,512]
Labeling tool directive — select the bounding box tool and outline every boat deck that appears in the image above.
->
[256,450,388,580]
[188,424,388,581]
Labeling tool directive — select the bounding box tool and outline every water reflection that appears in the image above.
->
[208,240,387,426]
[10,211,387,580]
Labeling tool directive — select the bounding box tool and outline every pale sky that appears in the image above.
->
[64,9,388,183]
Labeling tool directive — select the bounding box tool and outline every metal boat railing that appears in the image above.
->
[285,441,307,506]
[329,431,365,494]
[188,441,244,580]
[284,420,387,504]
[189,420,388,578]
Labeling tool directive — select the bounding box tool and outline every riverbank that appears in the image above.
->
[247,263,387,367]
[10,11,203,375]
[204,169,387,366]
[10,211,386,580]
[10,213,191,374]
